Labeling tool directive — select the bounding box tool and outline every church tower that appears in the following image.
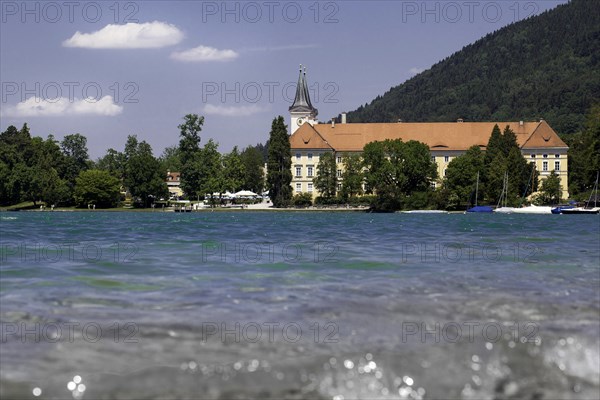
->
[289,65,318,134]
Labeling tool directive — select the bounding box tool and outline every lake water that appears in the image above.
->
[1,211,599,399]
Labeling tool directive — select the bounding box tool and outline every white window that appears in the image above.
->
[555,154,560,158]
[531,154,536,158]
[296,153,301,160]
[337,183,342,191]
[307,166,313,177]
[543,154,548,158]
[295,166,302,177]
[307,183,313,192]
[337,156,342,163]
[555,161,560,171]
[296,183,301,192]
[444,169,447,176]
[444,155,449,162]
[337,169,342,177]
[307,153,313,160]
[543,161,548,171]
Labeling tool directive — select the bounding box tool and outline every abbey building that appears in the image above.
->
[287,67,569,199]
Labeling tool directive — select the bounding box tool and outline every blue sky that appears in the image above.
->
[1,0,566,159]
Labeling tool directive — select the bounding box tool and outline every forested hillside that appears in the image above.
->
[347,0,600,135]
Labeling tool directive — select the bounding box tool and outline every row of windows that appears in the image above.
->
[431,156,452,162]
[296,182,361,193]
[296,153,563,164]
[297,161,561,178]
[295,155,563,178]
[295,153,344,164]
[295,166,344,178]
[530,160,561,171]
[295,166,314,177]
[440,161,561,177]
[296,183,314,192]
[296,153,314,161]
[531,154,561,159]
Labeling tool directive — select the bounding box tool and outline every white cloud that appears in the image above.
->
[409,67,425,75]
[63,21,183,49]
[170,45,238,62]
[2,96,123,117]
[203,104,267,117]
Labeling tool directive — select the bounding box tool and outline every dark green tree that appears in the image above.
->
[313,152,337,199]
[266,116,292,207]
[340,153,364,199]
[443,145,485,208]
[0,124,34,205]
[403,140,438,193]
[240,146,265,194]
[178,114,204,196]
[178,114,203,166]
[159,145,182,172]
[197,139,224,204]
[486,153,507,204]
[31,136,70,206]
[484,124,503,166]
[60,133,89,197]
[363,139,436,211]
[0,126,73,206]
[506,146,533,204]
[537,169,562,205]
[124,138,168,207]
[74,169,121,208]
[96,148,126,179]
[222,146,245,192]
[568,104,600,196]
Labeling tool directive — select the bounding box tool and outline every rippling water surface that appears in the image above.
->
[1,211,599,399]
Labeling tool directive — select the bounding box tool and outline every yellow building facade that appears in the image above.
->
[287,67,569,200]
[289,120,569,200]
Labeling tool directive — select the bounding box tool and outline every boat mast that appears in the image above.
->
[588,171,599,209]
[475,171,479,207]
[519,166,535,208]
[496,171,508,209]
[503,171,508,208]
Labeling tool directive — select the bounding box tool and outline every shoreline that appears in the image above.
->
[1,206,372,213]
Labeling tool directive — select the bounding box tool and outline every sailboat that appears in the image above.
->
[510,165,552,214]
[494,172,516,213]
[561,172,600,214]
[466,172,493,213]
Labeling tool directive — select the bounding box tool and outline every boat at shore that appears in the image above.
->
[466,205,494,213]
[493,172,517,213]
[467,172,493,213]
[560,207,600,214]
[401,210,448,214]
[511,205,553,214]
[560,172,600,214]
[551,205,575,214]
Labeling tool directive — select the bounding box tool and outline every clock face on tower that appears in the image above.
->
[297,118,304,126]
